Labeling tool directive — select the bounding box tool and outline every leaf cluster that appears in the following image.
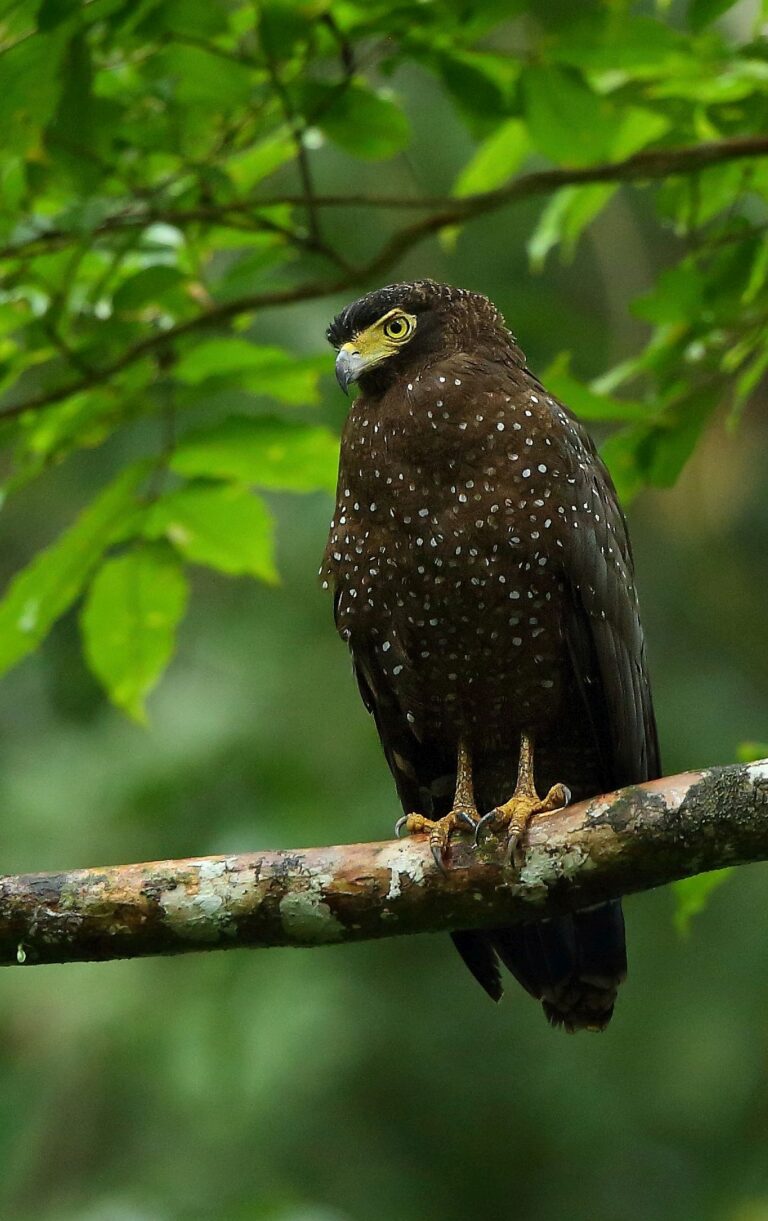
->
[0,0,766,728]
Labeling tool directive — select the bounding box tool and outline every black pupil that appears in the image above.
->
[389,318,405,335]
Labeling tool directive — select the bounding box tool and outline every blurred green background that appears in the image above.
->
[1,1,768,1219]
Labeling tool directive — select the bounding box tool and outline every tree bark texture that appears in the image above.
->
[3,760,767,968]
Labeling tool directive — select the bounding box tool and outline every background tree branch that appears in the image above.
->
[4,133,768,423]
[4,759,766,968]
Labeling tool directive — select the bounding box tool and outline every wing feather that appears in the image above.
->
[558,420,660,788]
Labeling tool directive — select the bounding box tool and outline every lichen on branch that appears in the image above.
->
[2,760,767,968]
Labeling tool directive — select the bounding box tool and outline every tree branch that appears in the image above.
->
[3,134,768,422]
[3,760,767,968]
[0,206,331,265]
[261,133,768,207]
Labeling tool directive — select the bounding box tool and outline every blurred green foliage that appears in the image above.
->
[1,0,768,1218]
[673,867,736,934]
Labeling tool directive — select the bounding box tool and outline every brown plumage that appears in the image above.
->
[322,280,659,1031]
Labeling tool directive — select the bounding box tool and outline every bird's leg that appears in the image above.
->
[474,731,570,865]
[395,737,479,868]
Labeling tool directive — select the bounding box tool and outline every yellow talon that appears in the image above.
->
[474,732,570,865]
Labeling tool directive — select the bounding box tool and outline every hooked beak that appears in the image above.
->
[335,345,367,394]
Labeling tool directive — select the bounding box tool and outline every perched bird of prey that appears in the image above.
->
[322,280,659,1031]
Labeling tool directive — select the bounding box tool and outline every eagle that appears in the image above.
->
[321,280,659,1031]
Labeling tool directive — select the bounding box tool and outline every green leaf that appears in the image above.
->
[8,388,120,494]
[0,29,69,153]
[737,741,768,763]
[649,57,768,103]
[304,83,411,160]
[643,409,707,485]
[542,353,650,421]
[112,266,187,313]
[174,339,322,405]
[673,870,734,934]
[153,45,253,108]
[45,31,100,191]
[742,239,768,304]
[143,482,277,583]
[689,0,740,32]
[731,342,768,421]
[160,0,231,39]
[452,119,529,196]
[258,0,310,57]
[527,185,616,270]
[611,106,672,159]
[550,14,686,76]
[0,156,26,225]
[522,70,669,169]
[171,416,339,494]
[80,542,188,723]
[601,388,719,501]
[0,462,147,678]
[442,118,529,250]
[521,66,617,166]
[225,132,296,190]
[207,242,291,303]
[633,265,705,326]
[432,49,515,122]
[659,164,757,231]
[174,334,301,388]
[37,0,80,31]
[599,425,647,502]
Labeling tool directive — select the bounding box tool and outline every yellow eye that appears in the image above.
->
[383,314,413,341]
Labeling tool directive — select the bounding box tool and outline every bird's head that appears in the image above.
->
[327,279,514,395]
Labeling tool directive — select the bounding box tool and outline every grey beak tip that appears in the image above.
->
[335,349,362,395]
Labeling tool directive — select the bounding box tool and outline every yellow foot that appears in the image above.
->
[395,805,478,869]
[474,784,571,865]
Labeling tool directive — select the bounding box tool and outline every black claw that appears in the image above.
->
[456,809,478,831]
[473,809,498,847]
[561,785,572,808]
[430,841,448,873]
[395,816,408,839]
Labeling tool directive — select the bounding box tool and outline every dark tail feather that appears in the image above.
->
[451,929,503,1002]
[493,901,627,1032]
[451,901,626,1032]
